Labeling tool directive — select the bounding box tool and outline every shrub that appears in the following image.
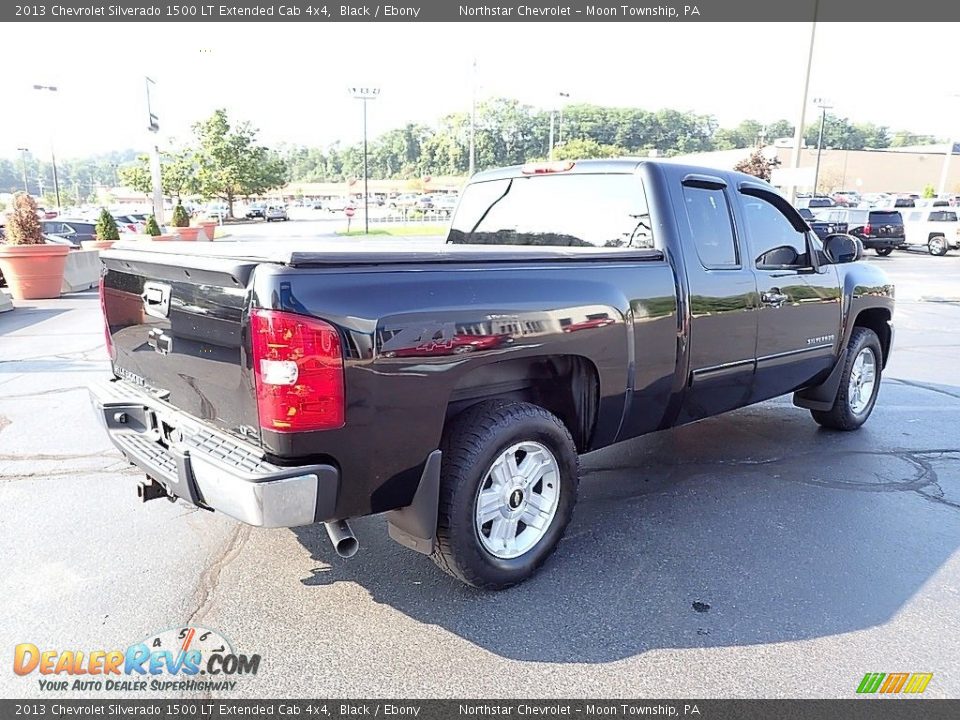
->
[733,149,773,181]
[5,192,45,245]
[922,184,936,199]
[96,208,120,241]
[144,215,161,236]
[172,203,190,228]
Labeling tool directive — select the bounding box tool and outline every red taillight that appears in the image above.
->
[863,223,872,235]
[250,308,344,433]
[98,275,116,362]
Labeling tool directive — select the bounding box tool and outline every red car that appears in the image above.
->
[382,333,512,358]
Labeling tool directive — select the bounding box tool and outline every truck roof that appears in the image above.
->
[471,158,647,182]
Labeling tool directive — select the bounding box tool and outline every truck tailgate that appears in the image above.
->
[100,249,261,441]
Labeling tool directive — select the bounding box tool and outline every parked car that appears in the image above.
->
[246,203,266,219]
[206,204,230,219]
[902,207,960,256]
[40,219,97,246]
[91,159,893,590]
[389,193,420,210]
[832,190,861,207]
[432,194,459,217]
[265,205,289,222]
[796,196,835,209]
[415,195,435,212]
[799,207,846,240]
[325,197,353,213]
[815,208,905,256]
[113,215,145,234]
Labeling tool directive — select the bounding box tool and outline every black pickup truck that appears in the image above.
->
[91,160,894,589]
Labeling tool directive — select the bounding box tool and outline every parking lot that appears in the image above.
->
[1,227,958,699]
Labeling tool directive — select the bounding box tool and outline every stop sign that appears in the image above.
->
[345,207,355,218]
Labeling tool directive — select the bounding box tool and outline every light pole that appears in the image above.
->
[16,147,29,193]
[468,58,477,176]
[32,84,61,211]
[145,77,165,225]
[937,93,960,198]
[557,91,570,148]
[348,86,380,234]
[787,3,819,203]
[811,97,832,196]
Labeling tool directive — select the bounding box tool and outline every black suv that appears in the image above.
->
[818,208,905,256]
[798,207,846,240]
[40,219,97,247]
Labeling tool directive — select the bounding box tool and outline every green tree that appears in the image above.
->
[551,138,624,160]
[171,203,190,228]
[922,184,936,199]
[118,149,196,199]
[191,109,287,216]
[144,215,161,236]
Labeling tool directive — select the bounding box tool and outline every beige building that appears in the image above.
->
[672,144,960,195]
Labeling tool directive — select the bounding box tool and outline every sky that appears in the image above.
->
[0,22,956,160]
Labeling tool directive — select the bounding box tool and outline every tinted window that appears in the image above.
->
[740,194,809,268]
[449,174,654,249]
[893,198,914,207]
[680,186,738,268]
[869,211,903,225]
[930,211,958,222]
[808,198,833,207]
[797,208,814,220]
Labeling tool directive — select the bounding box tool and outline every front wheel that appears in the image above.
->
[431,401,579,589]
[928,235,948,256]
[875,247,893,256]
[811,327,882,431]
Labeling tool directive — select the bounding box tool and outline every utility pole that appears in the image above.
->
[557,91,570,148]
[937,94,959,197]
[16,147,29,192]
[548,112,555,160]
[145,77,165,225]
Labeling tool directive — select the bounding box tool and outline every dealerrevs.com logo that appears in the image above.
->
[13,626,260,693]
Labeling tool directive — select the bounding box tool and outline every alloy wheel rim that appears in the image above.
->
[848,347,877,415]
[474,441,561,559]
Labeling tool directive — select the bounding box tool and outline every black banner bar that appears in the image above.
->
[4,0,960,22]
[2,700,959,720]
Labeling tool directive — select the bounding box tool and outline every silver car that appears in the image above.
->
[265,205,289,222]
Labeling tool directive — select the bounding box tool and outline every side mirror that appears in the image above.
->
[757,245,801,268]
[823,233,862,264]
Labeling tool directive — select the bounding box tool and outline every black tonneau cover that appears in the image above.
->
[103,238,664,268]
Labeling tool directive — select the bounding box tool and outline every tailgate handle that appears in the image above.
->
[142,282,171,319]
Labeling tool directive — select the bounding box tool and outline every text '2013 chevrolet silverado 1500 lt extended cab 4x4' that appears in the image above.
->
[91,160,894,589]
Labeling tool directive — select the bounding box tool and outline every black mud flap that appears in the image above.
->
[386,451,441,555]
[793,355,845,411]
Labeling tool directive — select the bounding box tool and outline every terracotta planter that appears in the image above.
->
[195,221,218,241]
[146,234,177,242]
[173,226,201,241]
[81,240,115,250]
[0,244,70,300]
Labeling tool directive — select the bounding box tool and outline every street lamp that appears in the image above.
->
[937,93,960,198]
[16,147,29,193]
[811,97,832,196]
[787,5,819,203]
[348,86,380,234]
[557,91,570,148]
[468,58,477,177]
[145,77,165,224]
[32,84,61,211]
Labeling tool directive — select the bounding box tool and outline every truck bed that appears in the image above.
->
[106,238,665,267]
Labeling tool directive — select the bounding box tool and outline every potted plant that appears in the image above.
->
[80,208,121,250]
[171,202,200,241]
[193,208,220,242]
[144,214,175,241]
[0,192,70,300]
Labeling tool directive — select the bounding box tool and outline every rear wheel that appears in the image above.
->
[875,247,893,256]
[928,235,948,256]
[431,401,579,589]
[811,327,882,431]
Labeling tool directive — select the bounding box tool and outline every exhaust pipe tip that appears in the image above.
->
[324,520,359,559]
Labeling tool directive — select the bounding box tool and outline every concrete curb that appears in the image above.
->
[61,249,100,294]
[0,290,12,313]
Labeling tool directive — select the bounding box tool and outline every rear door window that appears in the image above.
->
[930,211,958,222]
[680,186,739,268]
[448,173,654,249]
[869,211,903,225]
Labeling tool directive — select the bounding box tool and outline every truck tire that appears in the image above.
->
[928,235,948,256]
[431,400,579,589]
[810,327,883,431]
[874,247,893,256]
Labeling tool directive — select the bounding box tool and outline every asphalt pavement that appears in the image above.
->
[1,223,958,699]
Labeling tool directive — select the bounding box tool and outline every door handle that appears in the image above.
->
[761,290,789,306]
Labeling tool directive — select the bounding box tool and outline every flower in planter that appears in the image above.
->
[144,215,162,237]
[96,208,120,242]
[4,192,45,245]
[172,203,191,228]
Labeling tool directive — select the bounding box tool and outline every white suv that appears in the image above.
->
[903,207,960,256]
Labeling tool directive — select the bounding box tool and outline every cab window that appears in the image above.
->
[740,194,812,269]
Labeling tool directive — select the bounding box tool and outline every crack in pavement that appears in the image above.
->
[186,523,251,627]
